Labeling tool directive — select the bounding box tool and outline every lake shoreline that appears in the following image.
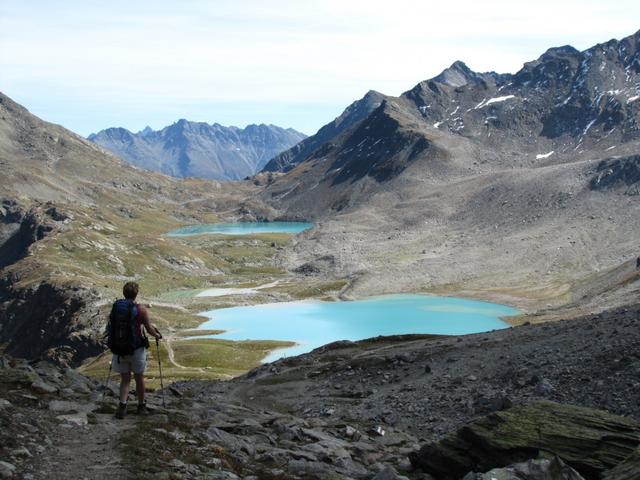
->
[191,293,519,362]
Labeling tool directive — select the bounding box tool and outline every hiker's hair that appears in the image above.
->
[123,282,139,300]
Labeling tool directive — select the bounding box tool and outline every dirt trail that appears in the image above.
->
[32,414,135,480]
[163,337,205,373]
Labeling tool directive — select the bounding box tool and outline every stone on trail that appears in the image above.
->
[409,400,640,480]
[0,461,16,479]
[56,412,89,426]
[31,379,58,394]
[10,447,32,458]
[48,400,97,413]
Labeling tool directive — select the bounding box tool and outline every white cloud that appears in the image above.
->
[1,0,639,135]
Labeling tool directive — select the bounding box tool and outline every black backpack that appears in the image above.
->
[107,299,142,356]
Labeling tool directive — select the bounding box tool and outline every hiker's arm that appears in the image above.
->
[138,305,162,339]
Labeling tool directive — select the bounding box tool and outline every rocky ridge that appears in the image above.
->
[89,121,306,181]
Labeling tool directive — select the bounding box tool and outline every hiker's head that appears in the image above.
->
[123,282,139,300]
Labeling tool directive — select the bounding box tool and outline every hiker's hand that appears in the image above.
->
[153,328,162,340]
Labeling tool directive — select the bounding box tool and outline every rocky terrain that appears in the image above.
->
[1,303,639,479]
[89,121,306,181]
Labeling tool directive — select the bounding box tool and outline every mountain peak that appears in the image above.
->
[433,60,477,87]
[539,45,580,61]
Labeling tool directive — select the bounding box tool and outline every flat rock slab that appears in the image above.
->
[48,400,97,413]
[410,400,640,480]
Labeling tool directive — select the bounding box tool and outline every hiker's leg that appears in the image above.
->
[131,347,147,404]
[134,373,145,404]
[119,372,131,403]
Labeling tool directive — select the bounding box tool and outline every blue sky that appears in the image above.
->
[1,0,639,136]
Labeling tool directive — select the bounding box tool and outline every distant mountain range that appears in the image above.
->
[88,121,306,181]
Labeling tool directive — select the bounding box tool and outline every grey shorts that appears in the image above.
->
[112,347,147,374]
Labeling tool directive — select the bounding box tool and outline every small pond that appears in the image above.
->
[195,294,519,363]
[167,221,313,236]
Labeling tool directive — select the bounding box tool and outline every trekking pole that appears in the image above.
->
[156,338,166,408]
[101,357,113,402]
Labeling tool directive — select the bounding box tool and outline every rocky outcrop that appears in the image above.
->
[0,280,102,366]
[409,401,640,480]
[590,155,640,194]
[0,201,48,269]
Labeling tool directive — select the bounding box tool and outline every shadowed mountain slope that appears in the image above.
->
[261,90,386,173]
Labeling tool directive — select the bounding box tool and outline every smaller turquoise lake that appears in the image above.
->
[167,222,313,236]
[196,294,519,363]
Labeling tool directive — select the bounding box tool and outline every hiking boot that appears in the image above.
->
[115,402,127,419]
[136,402,150,415]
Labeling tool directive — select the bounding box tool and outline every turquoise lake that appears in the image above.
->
[196,294,519,363]
[167,221,313,236]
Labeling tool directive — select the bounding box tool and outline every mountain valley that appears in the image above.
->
[1,28,640,480]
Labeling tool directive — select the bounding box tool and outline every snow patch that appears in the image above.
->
[583,119,597,136]
[196,281,280,298]
[433,122,442,128]
[627,95,640,104]
[605,146,616,151]
[536,151,555,160]
[474,95,516,109]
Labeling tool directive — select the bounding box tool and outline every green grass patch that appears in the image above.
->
[79,336,294,387]
[173,329,224,337]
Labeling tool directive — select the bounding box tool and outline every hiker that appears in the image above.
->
[107,281,162,419]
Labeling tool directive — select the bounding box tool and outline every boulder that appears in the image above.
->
[372,465,410,480]
[409,401,640,480]
[462,457,586,479]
